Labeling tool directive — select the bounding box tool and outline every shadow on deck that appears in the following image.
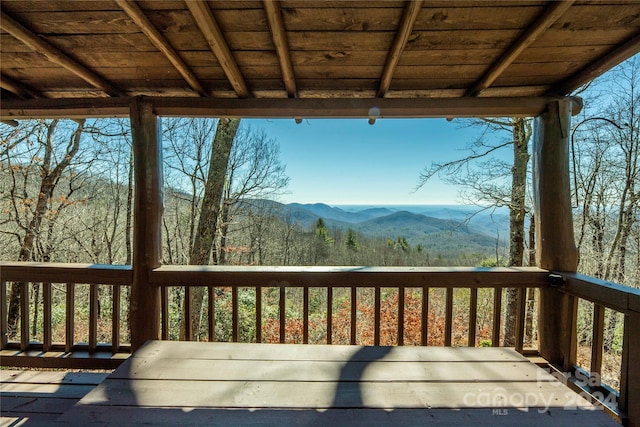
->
[0,341,617,426]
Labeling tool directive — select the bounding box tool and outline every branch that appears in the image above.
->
[415,140,513,189]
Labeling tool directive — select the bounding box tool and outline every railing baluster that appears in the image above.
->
[303,287,309,344]
[492,287,502,347]
[444,287,453,346]
[468,287,477,347]
[43,282,52,352]
[327,287,333,345]
[233,286,239,343]
[0,281,7,349]
[89,284,99,352]
[421,286,428,346]
[567,295,578,370]
[279,286,285,343]
[113,284,121,352]
[351,287,357,345]
[374,287,381,346]
[161,286,169,341]
[398,287,405,346]
[184,286,192,341]
[208,286,215,342]
[65,283,75,353]
[20,281,29,351]
[255,286,261,343]
[515,287,526,353]
[590,303,605,376]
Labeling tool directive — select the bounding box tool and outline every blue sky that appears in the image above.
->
[245,118,510,206]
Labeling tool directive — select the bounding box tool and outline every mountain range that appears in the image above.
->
[244,200,510,253]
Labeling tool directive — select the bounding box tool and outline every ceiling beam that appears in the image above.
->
[377,0,423,98]
[0,74,42,99]
[547,31,640,96]
[0,96,582,121]
[116,0,207,97]
[185,1,250,98]
[263,0,297,99]
[0,11,123,97]
[466,1,575,97]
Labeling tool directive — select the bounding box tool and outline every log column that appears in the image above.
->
[130,97,163,352]
[533,98,579,369]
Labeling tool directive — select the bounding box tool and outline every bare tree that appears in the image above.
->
[2,119,86,333]
[218,127,289,265]
[572,58,639,351]
[186,118,241,339]
[417,117,533,346]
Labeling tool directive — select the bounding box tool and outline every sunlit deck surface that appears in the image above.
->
[1,341,618,426]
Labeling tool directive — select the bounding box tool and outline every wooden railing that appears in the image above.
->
[1,263,547,356]
[552,273,640,424]
[0,263,132,368]
[152,265,547,350]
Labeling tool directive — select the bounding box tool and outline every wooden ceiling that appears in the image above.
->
[1,1,639,116]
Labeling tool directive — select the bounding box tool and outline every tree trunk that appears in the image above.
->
[525,214,536,344]
[185,118,240,340]
[503,118,529,346]
[219,199,232,265]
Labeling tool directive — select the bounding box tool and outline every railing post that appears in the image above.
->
[130,97,163,352]
[620,311,640,426]
[532,98,580,369]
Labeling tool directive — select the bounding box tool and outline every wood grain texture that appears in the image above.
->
[533,99,580,368]
[620,311,640,426]
[1,2,636,101]
[115,0,206,96]
[377,0,423,97]
[129,98,162,351]
[263,0,297,98]
[132,340,529,362]
[186,1,250,98]
[55,341,617,426]
[56,406,617,427]
[0,262,132,284]
[467,1,575,96]
[0,11,123,96]
[533,99,579,271]
[1,96,580,120]
[0,371,109,424]
[150,265,551,288]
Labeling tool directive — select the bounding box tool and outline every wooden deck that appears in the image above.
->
[0,370,109,426]
[2,341,620,426]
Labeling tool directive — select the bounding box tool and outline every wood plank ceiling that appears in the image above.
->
[0,1,639,103]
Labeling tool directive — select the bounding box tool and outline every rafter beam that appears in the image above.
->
[0,96,583,121]
[0,74,42,99]
[116,0,206,97]
[377,0,423,98]
[0,11,123,97]
[185,1,250,98]
[547,31,640,96]
[466,1,574,97]
[263,0,297,98]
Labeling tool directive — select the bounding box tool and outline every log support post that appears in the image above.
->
[620,310,640,427]
[533,98,579,369]
[130,97,163,352]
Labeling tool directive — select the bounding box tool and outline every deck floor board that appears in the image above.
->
[0,370,109,425]
[61,341,618,426]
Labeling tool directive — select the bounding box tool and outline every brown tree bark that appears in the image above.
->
[184,118,240,340]
[503,117,530,346]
